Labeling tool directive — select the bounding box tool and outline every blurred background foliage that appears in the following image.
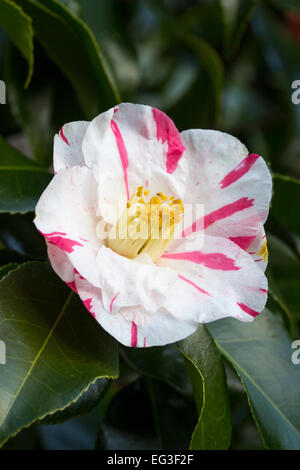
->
[0,0,300,451]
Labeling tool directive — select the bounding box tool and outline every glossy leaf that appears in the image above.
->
[0,136,52,213]
[178,326,231,450]
[0,0,34,87]
[14,0,120,118]
[271,174,300,236]
[0,262,119,447]
[208,309,300,449]
[40,378,110,425]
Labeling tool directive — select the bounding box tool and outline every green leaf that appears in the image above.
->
[121,344,193,399]
[208,309,300,449]
[144,0,224,127]
[0,213,47,257]
[96,379,159,450]
[176,34,224,127]
[0,136,52,213]
[267,234,300,322]
[0,262,119,447]
[271,174,300,236]
[2,425,41,450]
[0,262,18,280]
[5,44,83,167]
[0,0,34,87]
[220,0,259,59]
[96,378,197,450]
[63,0,140,96]
[145,378,197,450]
[40,377,109,425]
[14,0,120,118]
[178,326,231,450]
[0,248,32,266]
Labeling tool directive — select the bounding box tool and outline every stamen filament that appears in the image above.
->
[107,186,184,262]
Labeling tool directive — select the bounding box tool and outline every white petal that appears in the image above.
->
[54,121,89,173]
[74,271,197,347]
[158,234,268,323]
[179,129,272,243]
[246,226,268,272]
[34,166,102,286]
[82,103,188,224]
[47,241,77,292]
[95,246,178,313]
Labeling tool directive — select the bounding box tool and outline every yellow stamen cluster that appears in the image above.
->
[107,186,184,262]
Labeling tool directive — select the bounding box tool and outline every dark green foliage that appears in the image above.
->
[0,0,300,451]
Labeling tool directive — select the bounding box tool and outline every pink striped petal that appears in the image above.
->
[219,153,260,189]
[82,103,188,224]
[159,234,268,323]
[54,121,89,173]
[34,166,103,287]
[73,271,197,347]
[152,107,185,174]
[180,129,272,242]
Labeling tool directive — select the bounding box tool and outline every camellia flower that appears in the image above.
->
[34,103,272,347]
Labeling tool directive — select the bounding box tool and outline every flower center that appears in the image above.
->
[107,186,184,262]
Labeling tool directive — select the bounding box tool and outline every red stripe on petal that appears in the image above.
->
[229,236,256,250]
[59,127,70,146]
[204,198,254,229]
[110,119,130,200]
[109,292,120,313]
[65,281,77,293]
[162,251,240,271]
[131,321,138,347]
[41,231,83,253]
[220,153,260,189]
[152,108,185,174]
[182,197,254,238]
[178,274,212,296]
[237,302,259,317]
[74,268,85,280]
[260,288,268,294]
[83,298,95,318]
